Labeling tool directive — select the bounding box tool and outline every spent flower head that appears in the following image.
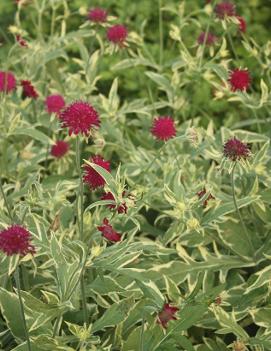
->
[97,218,121,242]
[223,137,250,161]
[21,80,38,99]
[215,2,236,19]
[157,303,179,328]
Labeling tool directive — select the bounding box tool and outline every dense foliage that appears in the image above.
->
[0,1,271,351]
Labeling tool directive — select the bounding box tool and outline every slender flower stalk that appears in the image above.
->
[159,0,164,67]
[0,180,13,220]
[75,138,88,326]
[231,162,254,255]
[14,267,32,351]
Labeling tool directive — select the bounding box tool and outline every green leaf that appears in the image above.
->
[11,128,52,145]
[136,280,165,308]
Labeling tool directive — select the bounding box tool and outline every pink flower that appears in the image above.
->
[236,16,246,33]
[83,155,111,189]
[0,71,16,93]
[101,191,128,214]
[107,25,128,45]
[197,32,217,46]
[88,8,107,23]
[157,303,179,328]
[151,116,176,141]
[21,80,39,99]
[215,2,236,19]
[97,218,121,242]
[45,94,65,114]
[51,141,69,158]
[59,101,100,136]
[229,69,250,92]
[0,224,35,256]
[223,137,250,161]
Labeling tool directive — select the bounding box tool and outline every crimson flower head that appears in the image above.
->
[151,116,176,141]
[15,34,28,47]
[215,2,236,19]
[45,94,65,114]
[51,140,69,158]
[157,303,179,328]
[101,191,128,214]
[21,80,38,99]
[59,101,100,136]
[97,218,121,242]
[0,71,16,93]
[88,7,107,23]
[0,224,35,256]
[223,137,250,161]
[107,25,128,45]
[197,32,217,46]
[236,16,246,33]
[84,155,111,189]
[229,69,250,92]
[197,188,215,207]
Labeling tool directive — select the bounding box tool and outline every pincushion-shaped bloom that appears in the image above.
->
[157,303,179,328]
[21,80,39,99]
[197,32,217,46]
[101,191,128,214]
[0,224,35,256]
[88,8,107,23]
[151,116,176,141]
[215,2,236,19]
[228,69,250,92]
[83,155,111,189]
[197,188,215,207]
[51,140,69,158]
[236,16,246,33]
[45,94,65,114]
[97,218,121,242]
[59,101,100,136]
[223,137,250,161]
[0,71,16,93]
[107,25,128,45]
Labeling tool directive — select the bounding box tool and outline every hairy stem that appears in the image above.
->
[14,268,32,351]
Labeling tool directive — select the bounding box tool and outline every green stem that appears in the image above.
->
[75,138,88,326]
[144,144,164,175]
[159,0,163,68]
[14,268,32,351]
[140,317,145,351]
[227,32,238,61]
[0,180,13,221]
[231,162,254,256]
[52,315,63,338]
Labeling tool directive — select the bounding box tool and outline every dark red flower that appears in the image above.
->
[197,188,215,207]
[0,224,35,256]
[236,16,246,33]
[0,71,16,93]
[83,155,111,189]
[223,137,250,161]
[157,303,179,328]
[15,34,28,47]
[197,32,217,46]
[88,8,107,23]
[59,101,100,136]
[97,218,121,242]
[229,69,250,92]
[215,2,236,19]
[51,140,69,158]
[21,80,39,99]
[45,94,65,114]
[101,191,128,214]
[107,25,128,45]
[151,116,176,141]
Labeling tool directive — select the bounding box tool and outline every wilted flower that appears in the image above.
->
[59,101,100,136]
[223,137,250,161]
[83,155,111,189]
[197,188,215,207]
[0,71,16,93]
[215,2,236,19]
[151,116,176,141]
[236,16,246,33]
[107,25,128,45]
[197,32,217,46]
[101,192,128,214]
[157,303,179,328]
[233,341,246,351]
[88,8,107,23]
[21,80,38,99]
[228,69,250,92]
[97,218,121,242]
[15,34,28,47]
[45,94,65,114]
[51,140,69,158]
[0,224,35,256]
